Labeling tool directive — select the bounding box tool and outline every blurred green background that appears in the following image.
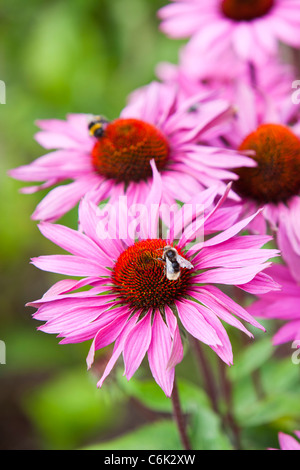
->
[1,0,300,451]
[0,0,185,450]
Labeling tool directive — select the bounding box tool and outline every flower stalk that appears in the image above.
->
[171,378,191,450]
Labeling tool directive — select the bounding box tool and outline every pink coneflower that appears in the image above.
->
[158,0,300,64]
[269,431,300,450]
[27,179,279,396]
[217,83,300,264]
[9,81,251,222]
[156,44,295,114]
[248,262,300,347]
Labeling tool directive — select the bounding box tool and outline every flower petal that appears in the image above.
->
[176,300,222,346]
[148,311,175,397]
[123,313,152,380]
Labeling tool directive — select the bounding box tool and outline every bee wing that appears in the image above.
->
[176,254,194,270]
[86,114,96,125]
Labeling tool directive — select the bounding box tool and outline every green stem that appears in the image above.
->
[218,359,242,450]
[171,378,191,450]
[190,335,220,414]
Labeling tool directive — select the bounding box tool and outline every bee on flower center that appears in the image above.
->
[159,246,194,281]
[111,240,193,309]
[88,115,109,138]
[89,117,170,184]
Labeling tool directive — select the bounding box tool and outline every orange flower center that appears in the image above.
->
[221,0,274,21]
[91,118,169,183]
[111,239,192,309]
[233,124,300,204]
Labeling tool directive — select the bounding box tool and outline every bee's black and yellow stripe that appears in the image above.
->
[88,121,104,137]
[88,116,109,138]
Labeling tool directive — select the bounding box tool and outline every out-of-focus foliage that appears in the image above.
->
[1,0,299,451]
[23,368,126,449]
[0,0,183,450]
[0,0,180,263]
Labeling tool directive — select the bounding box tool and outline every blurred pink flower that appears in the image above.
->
[216,82,300,267]
[27,177,279,396]
[156,46,295,114]
[248,262,300,346]
[269,431,300,450]
[158,0,300,64]
[9,82,250,222]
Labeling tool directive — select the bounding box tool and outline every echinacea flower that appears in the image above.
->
[27,176,279,397]
[156,44,295,115]
[158,0,300,64]
[218,82,300,264]
[9,81,252,222]
[269,431,300,450]
[248,262,300,347]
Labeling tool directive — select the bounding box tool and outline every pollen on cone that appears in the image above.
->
[111,239,192,309]
[221,0,274,22]
[91,118,169,183]
[233,124,300,204]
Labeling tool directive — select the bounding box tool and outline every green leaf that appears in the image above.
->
[261,357,300,395]
[84,420,182,450]
[119,375,211,414]
[1,327,85,372]
[233,355,300,427]
[236,393,300,427]
[23,368,126,449]
[228,337,274,381]
[120,376,173,413]
[118,376,232,450]
[190,406,233,450]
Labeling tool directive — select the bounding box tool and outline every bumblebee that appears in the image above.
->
[159,246,194,281]
[88,115,109,138]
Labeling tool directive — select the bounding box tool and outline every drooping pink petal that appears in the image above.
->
[278,432,300,451]
[201,285,265,331]
[86,311,131,369]
[200,309,233,366]
[176,300,222,346]
[148,311,175,397]
[165,306,184,370]
[97,313,140,388]
[189,287,253,338]
[123,312,152,380]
